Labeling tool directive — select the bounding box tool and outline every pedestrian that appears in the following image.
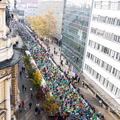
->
[21,100,24,109]
[18,103,22,112]
[77,87,80,93]
[77,77,80,83]
[60,54,61,60]
[61,60,63,66]
[20,71,22,76]
[22,84,25,91]
[24,87,27,92]
[37,108,41,115]
[35,107,38,115]
[22,67,24,71]
[54,47,56,54]
[29,102,32,109]
[18,104,21,109]
[30,93,33,99]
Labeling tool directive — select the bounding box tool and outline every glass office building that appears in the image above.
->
[61,0,92,72]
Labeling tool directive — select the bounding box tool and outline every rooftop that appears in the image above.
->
[0,49,21,70]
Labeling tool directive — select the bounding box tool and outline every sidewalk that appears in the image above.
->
[39,40,75,77]
[17,53,48,120]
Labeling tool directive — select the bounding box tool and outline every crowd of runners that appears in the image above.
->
[18,24,104,120]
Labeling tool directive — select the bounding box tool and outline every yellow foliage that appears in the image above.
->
[32,70,42,87]
[27,10,57,37]
[43,95,59,113]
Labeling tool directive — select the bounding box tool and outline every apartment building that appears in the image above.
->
[83,0,120,116]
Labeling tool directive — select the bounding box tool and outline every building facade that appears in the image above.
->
[0,0,20,120]
[83,0,120,117]
[61,0,92,73]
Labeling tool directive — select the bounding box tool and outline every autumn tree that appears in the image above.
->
[43,94,59,114]
[24,56,35,78]
[32,70,42,88]
[27,10,57,38]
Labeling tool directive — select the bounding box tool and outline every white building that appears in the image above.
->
[83,0,120,116]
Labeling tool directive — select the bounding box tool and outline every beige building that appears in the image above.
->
[0,0,20,120]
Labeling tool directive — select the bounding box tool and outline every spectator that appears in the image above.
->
[35,107,38,115]
[29,102,32,109]
[22,84,25,91]
[21,100,24,109]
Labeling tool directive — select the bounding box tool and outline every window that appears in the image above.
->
[111,18,116,25]
[99,75,101,81]
[94,1,120,10]
[116,19,120,26]
[89,40,120,62]
[113,69,117,76]
[118,1,120,10]
[107,82,113,91]
[111,51,115,58]
[107,17,111,24]
[98,43,100,50]
[102,78,105,85]
[92,69,95,76]
[91,27,120,43]
[114,35,118,41]
[107,65,112,72]
[100,76,105,84]
[112,86,117,95]
[111,84,114,92]
[112,68,118,77]
[101,61,104,67]
[94,1,101,9]
[103,47,109,54]
[103,62,107,70]
[117,71,120,79]
[115,88,118,95]
[94,43,97,49]
[93,71,97,78]
[115,89,120,97]
[102,1,109,9]
[96,73,99,80]
[103,79,108,87]
[106,64,109,70]
[106,81,109,88]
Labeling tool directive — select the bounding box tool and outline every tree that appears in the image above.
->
[43,10,57,37]
[36,86,46,101]
[23,56,35,78]
[43,94,59,114]
[32,70,42,88]
[27,10,57,38]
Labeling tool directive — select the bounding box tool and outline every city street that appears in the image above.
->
[16,21,119,120]
[0,0,120,120]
